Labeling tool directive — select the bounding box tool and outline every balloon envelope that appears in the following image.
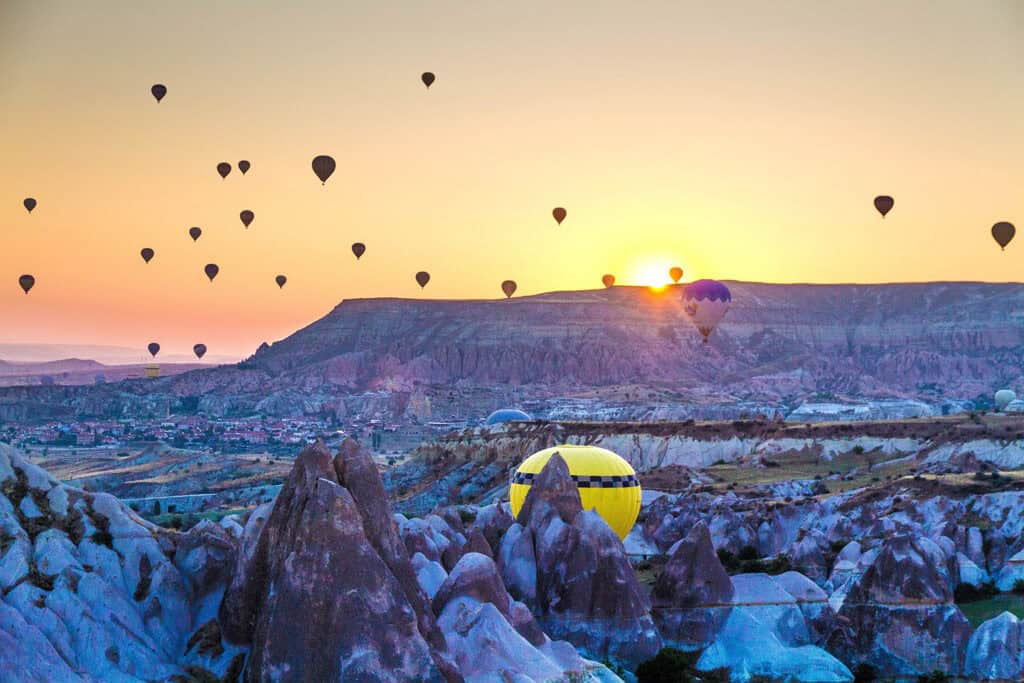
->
[193,344,207,359]
[189,227,202,242]
[421,72,435,88]
[992,222,1015,250]
[18,275,34,294]
[485,408,531,426]
[204,264,219,281]
[238,160,250,174]
[552,207,567,224]
[682,279,732,342]
[509,445,640,541]
[23,198,36,213]
[669,266,683,283]
[240,210,254,228]
[151,84,166,102]
[415,271,430,288]
[501,280,517,298]
[602,274,615,288]
[311,155,336,184]
[217,162,231,179]
[275,275,287,288]
[996,390,1017,411]
[351,243,366,259]
[140,248,154,263]
[874,195,894,217]
[147,343,160,358]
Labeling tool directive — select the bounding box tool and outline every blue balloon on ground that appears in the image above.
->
[485,408,532,426]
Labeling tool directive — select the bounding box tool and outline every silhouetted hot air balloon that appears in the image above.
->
[669,266,683,283]
[602,274,615,288]
[682,279,732,343]
[151,84,167,102]
[275,275,287,289]
[501,280,517,298]
[193,344,207,359]
[415,271,430,288]
[189,227,202,242]
[312,155,336,185]
[18,275,34,294]
[140,248,154,263]
[874,195,894,218]
[421,72,435,88]
[351,243,366,259]
[147,343,160,358]
[240,210,254,228]
[204,264,219,281]
[992,222,1016,251]
[23,198,36,213]
[552,207,567,225]
[217,162,231,179]
[238,160,250,174]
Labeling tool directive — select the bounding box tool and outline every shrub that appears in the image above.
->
[635,647,709,683]
[853,662,878,682]
[954,581,998,603]
[916,672,950,683]
[738,545,760,561]
[1012,579,1024,594]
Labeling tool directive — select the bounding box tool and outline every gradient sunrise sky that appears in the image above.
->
[1,1,1021,359]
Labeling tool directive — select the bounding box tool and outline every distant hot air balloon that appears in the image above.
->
[992,222,1016,251]
[18,275,35,294]
[275,275,287,289]
[147,343,160,358]
[240,210,254,228]
[311,155,336,185]
[602,274,615,288]
[204,264,219,281]
[682,279,732,343]
[874,195,894,218]
[193,344,207,359]
[151,84,167,102]
[238,160,250,174]
[351,243,366,260]
[415,271,430,288]
[140,248,154,263]
[501,280,517,298]
[669,266,683,283]
[421,72,435,88]
[217,162,231,179]
[23,198,36,213]
[189,227,202,242]
[996,389,1017,411]
[552,207,567,225]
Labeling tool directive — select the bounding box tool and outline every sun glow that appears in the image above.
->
[632,262,675,291]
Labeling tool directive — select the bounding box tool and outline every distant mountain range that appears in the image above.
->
[3,282,1024,420]
[0,343,239,365]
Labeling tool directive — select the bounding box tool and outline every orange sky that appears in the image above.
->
[1,1,1022,359]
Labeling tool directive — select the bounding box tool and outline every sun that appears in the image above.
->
[636,264,672,291]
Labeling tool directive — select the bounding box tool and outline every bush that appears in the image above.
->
[916,672,950,683]
[738,545,760,561]
[635,647,729,683]
[954,581,998,603]
[1012,579,1024,594]
[852,662,878,682]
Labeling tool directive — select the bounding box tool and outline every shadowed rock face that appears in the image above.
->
[220,440,459,682]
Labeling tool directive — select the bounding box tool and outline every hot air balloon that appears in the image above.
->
[275,275,287,289]
[189,227,202,242]
[193,344,207,360]
[874,195,894,218]
[217,162,231,179]
[351,243,366,259]
[501,280,517,298]
[204,264,219,281]
[415,271,430,288]
[485,408,531,426]
[312,155,336,185]
[240,210,254,228]
[147,343,160,358]
[140,248,154,263]
[992,222,1016,251]
[238,160,250,174]
[552,207,567,225]
[602,274,615,288]
[682,279,732,343]
[421,72,435,88]
[996,390,1017,411]
[669,266,683,283]
[23,198,36,213]
[151,84,167,102]
[18,275,34,294]
[509,445,640,541]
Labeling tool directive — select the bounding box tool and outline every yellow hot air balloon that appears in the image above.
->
[509,444,641,541]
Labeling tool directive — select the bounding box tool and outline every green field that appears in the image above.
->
[959,594,1024,628]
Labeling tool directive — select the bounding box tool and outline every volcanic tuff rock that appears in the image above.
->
[965,611,1024,681]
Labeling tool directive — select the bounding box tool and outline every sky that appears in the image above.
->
[1,1,1022,360]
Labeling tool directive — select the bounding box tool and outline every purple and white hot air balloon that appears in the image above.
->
[682,279,731,343]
